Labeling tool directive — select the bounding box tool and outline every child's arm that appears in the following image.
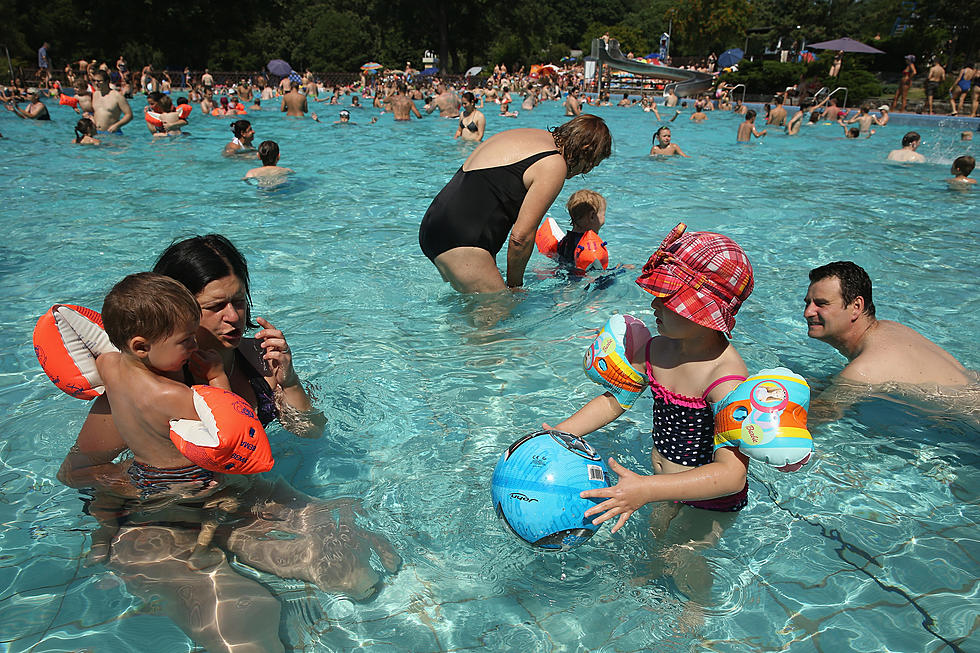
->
[581,446,749,533]
[673,144,691,158]
[549,392,625,436]
[187,349,230,390]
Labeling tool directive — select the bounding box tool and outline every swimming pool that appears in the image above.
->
[1,97,977,651]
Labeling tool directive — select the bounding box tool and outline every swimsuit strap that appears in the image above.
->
[645,340,745,405]
[701,374,747,399]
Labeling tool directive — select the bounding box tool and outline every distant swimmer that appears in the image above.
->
[948,155,976,186]
[886,131,925,162]
[875,104,890,126]
[649,126,689,157]
[766,96,787,126]
[563,88,582,116]
[334,109,354,124]
[5,89,50,120]
[689,104,707,122]
[245,141,293,181]
[454,92,485,141]
[387,83,422,120]
[280,81,308,117]
[425,83,460,118]
[736,109,766,142]
[925,58,945,115]
[804,261,971,386]
[844,105,875,136]
[223,119,256,157]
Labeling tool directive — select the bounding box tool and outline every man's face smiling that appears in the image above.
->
[803,276,855,342]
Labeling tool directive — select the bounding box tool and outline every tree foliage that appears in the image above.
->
[2,0,975,73]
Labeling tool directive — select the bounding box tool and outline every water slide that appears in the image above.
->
[591,39,713,97]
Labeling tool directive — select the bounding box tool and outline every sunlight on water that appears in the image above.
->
[0,97,977,651]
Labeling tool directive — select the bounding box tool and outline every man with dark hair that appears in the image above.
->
[887,131,924,162]
[804,261,969,385]
[91,69,133,132]
[280,81,308,117]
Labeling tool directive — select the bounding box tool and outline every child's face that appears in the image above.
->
[650,297,702,339]
[145,320,199,372]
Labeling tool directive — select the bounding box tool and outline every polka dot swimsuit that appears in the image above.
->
[644,339,749,512]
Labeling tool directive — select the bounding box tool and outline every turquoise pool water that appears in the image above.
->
[1,98,978,651]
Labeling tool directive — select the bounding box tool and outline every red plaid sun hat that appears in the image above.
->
[635,223,754,335]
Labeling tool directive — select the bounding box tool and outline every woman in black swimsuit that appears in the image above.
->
[420,113,612,293]
[453,91,485,142]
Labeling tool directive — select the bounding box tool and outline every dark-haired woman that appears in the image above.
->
[73,117,100,144]
[222,119,255,156]
[419,113,612,292]
[58,235,398,653]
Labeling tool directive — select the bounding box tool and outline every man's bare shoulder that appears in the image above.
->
[845,320,969,385]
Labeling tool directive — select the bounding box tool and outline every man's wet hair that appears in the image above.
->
[952,155,975,176]
[809,261,876,317]
[745,109,756,120]
[902,131,920,147]
[258,140,279,166]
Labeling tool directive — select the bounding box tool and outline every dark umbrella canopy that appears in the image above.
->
[717,48,744,69]
[267,59,292,76]
[808,38,884,54]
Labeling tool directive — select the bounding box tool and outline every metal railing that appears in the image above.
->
[727,83,747,105]
[814,86,848,110]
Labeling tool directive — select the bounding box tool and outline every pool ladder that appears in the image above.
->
[814,86,849,110]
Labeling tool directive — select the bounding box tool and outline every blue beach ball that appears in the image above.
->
[491,430,610,551]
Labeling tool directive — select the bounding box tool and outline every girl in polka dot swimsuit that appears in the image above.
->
[551,223,755,535]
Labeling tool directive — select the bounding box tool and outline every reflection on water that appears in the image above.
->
[0,98,977,651]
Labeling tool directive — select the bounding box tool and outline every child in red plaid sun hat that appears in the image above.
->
[548,222,757,535]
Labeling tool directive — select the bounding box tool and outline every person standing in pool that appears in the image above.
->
[419,113,612,293]
[387,83,422,120]
[545,224,761,607]
[280,81,308,117]
[736,110,766,142]
[454,92,485,141]
[91,70,133,133]
[563,87,582,116]
[425,82,461,118]
[804,261,971,386]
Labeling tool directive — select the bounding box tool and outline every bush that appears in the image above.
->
[721,59,881,102]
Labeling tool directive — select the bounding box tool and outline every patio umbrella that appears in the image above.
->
[361,62,383,72]
[807,38,884,54]
[717,48,744,69]
[288,71,302,83]
[465,66,482,77]
[267,59,292,76]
